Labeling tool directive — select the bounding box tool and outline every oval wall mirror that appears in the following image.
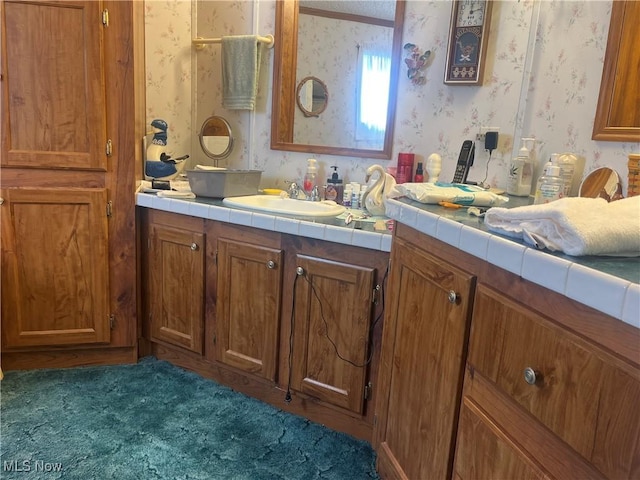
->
[578,167,624,201]
[199,116,234,160]
[296,76,328,117]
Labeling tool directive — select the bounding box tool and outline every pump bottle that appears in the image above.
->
[303,159,318,198]
[325,166,344,203]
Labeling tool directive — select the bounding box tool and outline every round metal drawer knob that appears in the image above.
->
[448,290,458,304]
[524,367,539,385]
[267,260,276,269]
[190,243,198,251]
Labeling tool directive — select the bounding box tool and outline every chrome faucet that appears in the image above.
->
[286,181,301,199]
[310,185,320,201]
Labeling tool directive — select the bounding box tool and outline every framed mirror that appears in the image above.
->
[271,0,406,159]
[199,116,234,161]
[592,1,640,142]
[296,76,328,117]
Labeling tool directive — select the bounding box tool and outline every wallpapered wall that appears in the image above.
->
[145,0,637,194]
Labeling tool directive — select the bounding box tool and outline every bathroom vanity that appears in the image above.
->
[138,192,639,479]
[139,203,390,440]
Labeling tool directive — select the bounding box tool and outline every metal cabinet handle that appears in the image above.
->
[267,260,276,269]
[448,290,458,304]
[524,367,540,385]
[190,243,198,251]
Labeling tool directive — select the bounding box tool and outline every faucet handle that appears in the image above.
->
[311,185,320,201]
[285,181,300,199]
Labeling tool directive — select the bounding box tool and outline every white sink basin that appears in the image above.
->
[223,195,346,218]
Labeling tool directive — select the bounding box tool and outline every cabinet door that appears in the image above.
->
[215,238,282,381]
[2,0,107,170]
[149,223,204,354]
[375,236,475,480]
[455,399,550,480]
[290,254,375,414]
[1,188,110,347]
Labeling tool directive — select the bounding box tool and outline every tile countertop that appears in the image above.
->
[136,192,639,329]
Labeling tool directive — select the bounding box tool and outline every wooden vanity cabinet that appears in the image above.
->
[456,283,640,480]
[207,222,283,381]
[282,236,389,418]
[374,230,476,480]
[145,210,205,354]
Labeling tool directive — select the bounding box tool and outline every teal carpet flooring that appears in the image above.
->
[0,357,378,479]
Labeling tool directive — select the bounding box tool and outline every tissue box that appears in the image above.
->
[187,170,262,198]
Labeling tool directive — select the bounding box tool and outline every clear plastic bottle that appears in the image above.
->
[534,164,564,204]
[507,139,533,196]
[303,159,318,198]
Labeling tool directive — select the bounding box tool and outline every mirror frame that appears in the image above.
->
[199,116,234,161]
[592,1,640,142]
[271,0,406,159]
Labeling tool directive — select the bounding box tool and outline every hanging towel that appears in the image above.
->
[221,35,262,110]
[484,196,640,256]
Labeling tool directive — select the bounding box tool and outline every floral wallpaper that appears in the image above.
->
[146,0,637,194]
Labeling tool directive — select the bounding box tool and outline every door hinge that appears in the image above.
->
[106,200,113,218]
[102,9,109,27]
[372,284,381,305]
[109,314,115,329]
[364,382,373,400]
[106,139,113,156]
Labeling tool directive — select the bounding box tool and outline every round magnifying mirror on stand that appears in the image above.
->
[296,76,328,118]
[578,167,624,201]
[199,116,234,163]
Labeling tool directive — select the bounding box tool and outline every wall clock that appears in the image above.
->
[444,0,493,85]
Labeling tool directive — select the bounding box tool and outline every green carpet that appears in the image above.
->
[0,357,379,479]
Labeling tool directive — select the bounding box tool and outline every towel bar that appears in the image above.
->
[192,34,274,50]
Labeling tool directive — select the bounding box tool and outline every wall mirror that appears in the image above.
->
[199,116,234,161]
[296,76,328,117]
[592,1,640,142]
[271,0,406,159]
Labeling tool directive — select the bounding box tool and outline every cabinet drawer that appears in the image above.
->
[468,284,640,479]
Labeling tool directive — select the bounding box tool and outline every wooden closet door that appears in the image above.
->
[1,0,107,170]
[1,188,110,347]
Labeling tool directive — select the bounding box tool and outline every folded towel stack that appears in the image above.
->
[221,35,263,110]
[484,196,640,256]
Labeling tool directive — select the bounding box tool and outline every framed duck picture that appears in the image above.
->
[444,0,493,85]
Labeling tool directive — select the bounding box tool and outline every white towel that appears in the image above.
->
[221,35,262,110]
[484,196,640,256]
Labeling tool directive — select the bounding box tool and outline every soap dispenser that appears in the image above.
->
[325,166,344,204]
[303,158,318,198]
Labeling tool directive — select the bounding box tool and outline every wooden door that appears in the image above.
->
[149,223,204,354]
[1,0,107,170]
[374,236,476,480]
[215,238,283,381]
[1,188,110,347]
[290,254,375,414]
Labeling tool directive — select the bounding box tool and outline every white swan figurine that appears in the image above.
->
[361,164,397,216]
